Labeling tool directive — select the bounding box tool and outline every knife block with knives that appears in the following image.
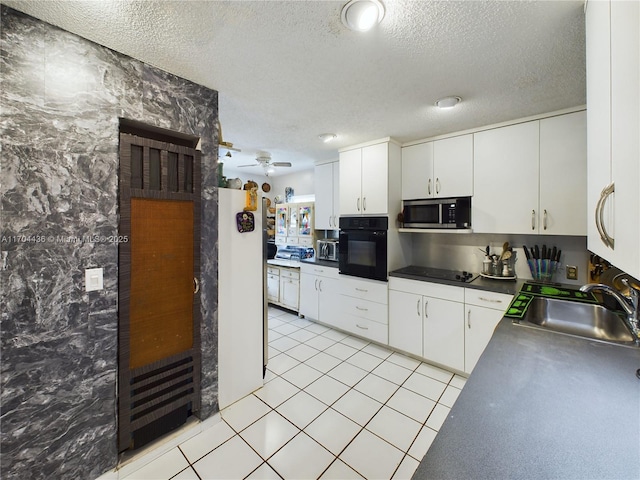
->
[523,244,561,282]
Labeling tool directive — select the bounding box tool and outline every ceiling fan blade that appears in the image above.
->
[272,162,292,167]
[237,163,259,168]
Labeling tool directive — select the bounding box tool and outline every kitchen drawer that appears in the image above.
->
[389,277,464,303]
[267,266,280,276]
[340,295,388,325]
[286,237,299,245]
[275,236,288,246]
[300,263,340,279]
[464,289,512,311]
[340,276,388,304]
[342,314,389,344]
[280,268,300,280]
[297,236,313,247]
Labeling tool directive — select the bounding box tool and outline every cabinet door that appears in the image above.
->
[361,143,389,215]
[402,142,433,200]
[287,203,298,237]
[433,135,473,198]
[473,121,540,234]
[319,277,341,325]
[299,273,319,319]
[464,305,503,374]
[586,0,613,259]
[315,163,334,230]
[332,163,340,228]
[339,148,363,215]
[610,0,640,279]
[539,111,587,235]
[276,206,288,236]
[267,272,280,303]
[280,277,299,311]
[389,290,423,357]
[298,204,313,236]
[423,296,464,371]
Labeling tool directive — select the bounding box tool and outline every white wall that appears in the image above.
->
[271,169,315,200]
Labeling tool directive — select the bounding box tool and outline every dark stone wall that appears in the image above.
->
[0,6,219,478]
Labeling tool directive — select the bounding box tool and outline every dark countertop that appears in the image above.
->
[413,317,640,480]
[389,267,524,296]
[300,258,340,269]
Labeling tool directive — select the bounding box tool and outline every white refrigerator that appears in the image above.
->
[217,188,266,409]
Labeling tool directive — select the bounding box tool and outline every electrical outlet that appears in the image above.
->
[566,265,578,280]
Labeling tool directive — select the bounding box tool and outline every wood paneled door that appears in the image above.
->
[118,131,202,451]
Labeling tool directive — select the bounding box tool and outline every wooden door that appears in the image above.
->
[118,132,201,451]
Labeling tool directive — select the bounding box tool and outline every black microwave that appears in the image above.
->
[402,197,471,229]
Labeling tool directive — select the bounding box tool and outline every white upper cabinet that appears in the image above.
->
[314,161,340,230]
[402,135,472,200]
[586,0,640,278]
[539,111,587,235]
[402,142,433,200]
[339,140,395,216]
[473,121,540,234]
[473,112,586,236]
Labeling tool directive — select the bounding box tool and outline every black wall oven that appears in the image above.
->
[339,216,388,281]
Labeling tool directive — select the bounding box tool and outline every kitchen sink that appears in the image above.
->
[516,296,638,346]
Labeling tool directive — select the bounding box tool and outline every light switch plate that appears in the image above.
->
[85,267,104,292]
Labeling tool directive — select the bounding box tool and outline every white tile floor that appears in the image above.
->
[123,307,466,480]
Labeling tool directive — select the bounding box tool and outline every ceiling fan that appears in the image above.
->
[238,153,292,173]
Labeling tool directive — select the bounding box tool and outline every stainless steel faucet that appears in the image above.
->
[580,280,640,342]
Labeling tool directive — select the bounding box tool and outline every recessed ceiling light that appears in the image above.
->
[318,133,337,143]
[435,96,462,109]
[341,0,385,32]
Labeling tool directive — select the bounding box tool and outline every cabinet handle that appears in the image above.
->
[318,280,323,292]
[357,198,361,211]
[467,309,471,329]
[314,278,318,290]
[435,178,440,195]
[363,197,367,211]
[356,306,368,311]
[531,210,536,230]
[417,299,421,316]
[478,297,502,303]
[355,288,368,292]
[424,300,428,318]
[194,277,200,294]
[356,324,368,330]
[428,178,432,196]
[543,209,548,230]
[598,183,615,249]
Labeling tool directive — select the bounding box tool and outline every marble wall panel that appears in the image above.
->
[1,6,219,479]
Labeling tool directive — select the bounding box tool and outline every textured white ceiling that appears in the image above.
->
[3,0,586,177]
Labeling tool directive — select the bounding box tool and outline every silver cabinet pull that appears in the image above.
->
[357,198,360,211]
[598,183,615,249]
[194,277,200,294]
[428,178,432,196]
[531,210,536,230]
[356,324,368,330]
[355,288,368,292]
[356,306,368,311]
[435,178,440,195]
[417,298,421,316]
[318,279,323,292]
[543,209,548,230]
[467,309,471,329]
[424,300,428,318]
[363,197,367,211]
[314,278,318,290]
[478,296,502,303]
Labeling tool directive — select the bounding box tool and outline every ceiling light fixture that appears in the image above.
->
[341,0,385,32]
[435,96,462,109]
[318,133,337,143]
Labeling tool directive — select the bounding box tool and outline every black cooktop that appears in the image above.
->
[395,266,479,283]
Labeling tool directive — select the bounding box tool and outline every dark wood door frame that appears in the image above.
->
[118,132,202,452]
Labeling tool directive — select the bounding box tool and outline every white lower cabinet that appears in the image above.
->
[299,264,340,324]
[389,277,512,373]
[338,276,389,344]
[463,288,512,373]
[267,265,300,312]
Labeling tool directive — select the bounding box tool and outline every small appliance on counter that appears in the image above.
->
[317,239,339,262]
